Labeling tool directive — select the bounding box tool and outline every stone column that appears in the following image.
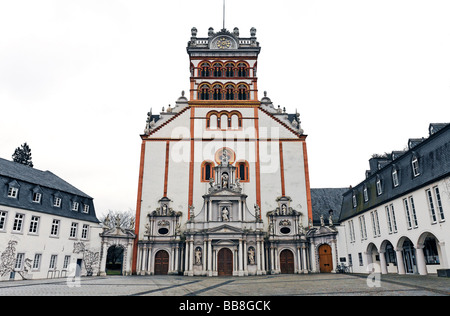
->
[331,240,337,273]
[415,245,428,275]
[396,248,406,275]
[184,238,190,276]
[239,239,244,276]
[379,251,388,274]
[99,241,108,276]
[243,240,248,276]
[302,245,308,273]
[208,239,213,276]
[256,239,262,274]
[188,238,194,276]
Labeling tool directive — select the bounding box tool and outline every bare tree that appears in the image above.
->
[99,209,135,230]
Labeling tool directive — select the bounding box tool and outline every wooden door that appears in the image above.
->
[154,250,169,275]
[318,244,333,273]
[280,249,295,274]
[218,248,233,276]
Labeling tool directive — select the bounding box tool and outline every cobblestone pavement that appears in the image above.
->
[0,273,449,296]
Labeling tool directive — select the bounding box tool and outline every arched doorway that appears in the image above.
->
[106,245,124,275]
[401,238,417,274]
[154,250,169,275]
[280,249,295,274]
[318,244,333,273]
[218,248,233,276]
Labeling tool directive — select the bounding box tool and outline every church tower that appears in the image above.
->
[133,25,313,276]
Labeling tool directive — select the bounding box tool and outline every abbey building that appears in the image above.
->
[132,26,341,276]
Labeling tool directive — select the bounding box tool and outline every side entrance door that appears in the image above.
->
[318,244,333,273]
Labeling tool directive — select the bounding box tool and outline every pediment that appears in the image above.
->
[207,224,245,234]
[100,226,136,238]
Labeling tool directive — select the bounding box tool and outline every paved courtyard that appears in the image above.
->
[1,273,449,296]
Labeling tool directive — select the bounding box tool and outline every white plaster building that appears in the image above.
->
[0,158,103,281]
[338,123,450,276]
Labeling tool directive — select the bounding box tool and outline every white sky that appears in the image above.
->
[1,0,449,217]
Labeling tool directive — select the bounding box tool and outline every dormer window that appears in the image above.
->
[376,176,383,196]
[32,192,42,203]
[72,201,79,212]
[412,156,420,177]
[363,186,368,202]
[352,192,357,208]
[7,180,20,199]
[53,196,62,208]
[8,187,19,199]
[392,168,399,187]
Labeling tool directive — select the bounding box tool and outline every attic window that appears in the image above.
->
[32,192,42,203]
[352,192,357,208]
[8,187,19,199]
[412,156,420,177]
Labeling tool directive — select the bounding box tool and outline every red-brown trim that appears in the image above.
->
[279,141,286,197]
[302,141,313,223]
[163,140,170,197]
[188,108,195,219]
[132,140,146,274]
[254,108,261,213]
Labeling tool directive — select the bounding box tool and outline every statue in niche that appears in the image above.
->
[281,204,287,215]
[161,204,168,216]
[222,207,229,221]
[221,173,228,189]
[248,247,255,265]
[195,247,202,265]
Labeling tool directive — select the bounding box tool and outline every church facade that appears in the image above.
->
[132,26,338,276]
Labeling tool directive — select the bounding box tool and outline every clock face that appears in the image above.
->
[216,37,232,49]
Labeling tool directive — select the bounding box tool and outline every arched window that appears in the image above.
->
[209,114,218,129]
[236,160,249,182]
[225,63,234,77]
[225,84,235,100]
[237,63,248,77]
[220,114,228,129]
[201,161,215,182]
[198,84,210,100]
[200,63,210,77]
[213,63,223,77]
[238,84,249,100]
[213,84,222,100]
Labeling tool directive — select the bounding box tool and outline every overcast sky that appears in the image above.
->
[1,0,449,217]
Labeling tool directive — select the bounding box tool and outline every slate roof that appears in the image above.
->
[0,158,99,223]
[339,123,450,222]
[311,188,347,225]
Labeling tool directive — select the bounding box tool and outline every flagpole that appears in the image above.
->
[223,0,226,30]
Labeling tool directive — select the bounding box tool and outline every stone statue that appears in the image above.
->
[248,247,255,265]
[281,204,287,215]
[222,207,229,221]
[195,248,202,265]
[320,215,325,227]
[254,204,260,219]
[221,173,228,189]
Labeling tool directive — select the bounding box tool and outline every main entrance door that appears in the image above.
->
[280,249,295,274]
[318,244,333,273]
[154,250,169,275]
[218,248,233,276]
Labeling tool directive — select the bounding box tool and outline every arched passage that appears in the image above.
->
[106,245,124,275]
